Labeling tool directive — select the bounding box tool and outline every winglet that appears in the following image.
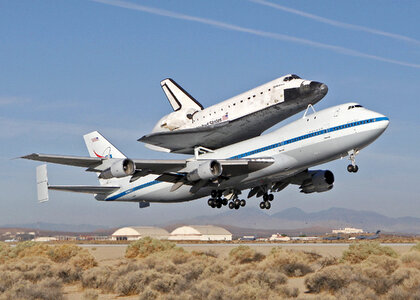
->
[36,164,49,203]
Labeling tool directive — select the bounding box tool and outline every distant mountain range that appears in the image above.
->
[2,207,419,235]
[166,207,420,234]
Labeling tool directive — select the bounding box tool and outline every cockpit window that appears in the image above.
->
[283,74,301,82]
[348,104,364,110]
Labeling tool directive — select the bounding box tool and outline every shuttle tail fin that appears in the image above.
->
[160,78,203,112]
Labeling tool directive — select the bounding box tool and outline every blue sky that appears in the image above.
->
[1,0,419,227]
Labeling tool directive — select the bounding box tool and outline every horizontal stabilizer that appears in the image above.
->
[48,185,119,194]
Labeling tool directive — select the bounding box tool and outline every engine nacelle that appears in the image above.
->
[300,170,334,194]
[99,159,135,179]
[186,160,222,182]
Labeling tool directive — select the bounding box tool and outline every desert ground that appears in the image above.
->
[1,241,419,300]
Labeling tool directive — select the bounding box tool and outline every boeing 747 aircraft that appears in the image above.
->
[140,75,328,154]
[23,103,388,210]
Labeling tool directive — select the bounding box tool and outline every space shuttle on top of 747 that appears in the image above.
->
[139,74,328,154]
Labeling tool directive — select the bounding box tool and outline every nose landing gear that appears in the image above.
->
[347,149,359,173]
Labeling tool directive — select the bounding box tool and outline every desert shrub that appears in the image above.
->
[0,278,63,300]
[319,255,339,268]
[282,262,313,277]
[233,269,287,289]
[362,254,400,274]
[81,265,114,291]
[125,237,178,259]
[151,273,187,294]
[114,270,145,296]
[401,251,420,269]
[305,265,355,293]
[191,249,218,258]
[334,282,377,300]
[341,242,397,264]
[411,242,420,252]
[229,245,265,264]
[262,247,317,277]
[69,251,97,270]
[278,286,299,298]
[82,289,99,300]
[138,287,159,300]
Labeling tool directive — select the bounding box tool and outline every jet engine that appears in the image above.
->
[300,170,334,193]
[99,159,135,179]
[186,160,223,182]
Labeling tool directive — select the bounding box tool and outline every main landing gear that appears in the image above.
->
[207,190,246,210]
[207,190,227,209]
[347,149,359,173]
[259,193,274,210]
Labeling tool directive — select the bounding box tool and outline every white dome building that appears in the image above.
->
[169,225,232,241]
[111,226,169,241]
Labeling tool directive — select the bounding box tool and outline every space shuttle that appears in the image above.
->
[139,74,328,154]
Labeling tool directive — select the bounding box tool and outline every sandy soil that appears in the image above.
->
[85,243,415,262]
[62,243,416,299]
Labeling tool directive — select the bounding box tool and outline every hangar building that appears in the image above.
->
[111,226,169,241]
[169,225,232,241]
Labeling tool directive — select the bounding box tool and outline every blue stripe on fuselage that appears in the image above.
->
[105,117,389,201]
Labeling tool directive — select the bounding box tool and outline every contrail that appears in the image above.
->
[91,0,420,68]
[251,0,420,47]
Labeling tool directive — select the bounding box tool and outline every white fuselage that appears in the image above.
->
[105,103,389,203]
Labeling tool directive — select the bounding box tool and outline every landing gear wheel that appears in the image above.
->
[234,204,240,210]
[240,199,246,207]
[228,202,234,209]
[353,165,359,173]
[268,194,274,201]
[263,194,268,201]
[211,190,218,198]
[235,199,240,206]
[260,202,266,209]
[216,202,222,208]
[222,198,228,206]
[347,164,354,172]
[211,202,216,208]
[207,199,213,206]
[265,201,271,209]
[217,190,223,198]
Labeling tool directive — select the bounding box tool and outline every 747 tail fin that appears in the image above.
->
[83,131,126,159]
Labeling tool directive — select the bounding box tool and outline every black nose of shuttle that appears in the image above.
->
[310,81,328,96]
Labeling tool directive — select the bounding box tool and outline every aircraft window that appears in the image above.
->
[260,92,263,95]
[233,103,236,106]
[253,95,256,98]
[268,89,271,91]
[355,105,363,108]
[283,76,292,82]
[248,97,250,100]
[240,100,243,103]
[291,74,301,79]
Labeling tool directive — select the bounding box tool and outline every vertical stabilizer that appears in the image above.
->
[83,131,126,159]
[36,164,49,203]
[160,78,203,112]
